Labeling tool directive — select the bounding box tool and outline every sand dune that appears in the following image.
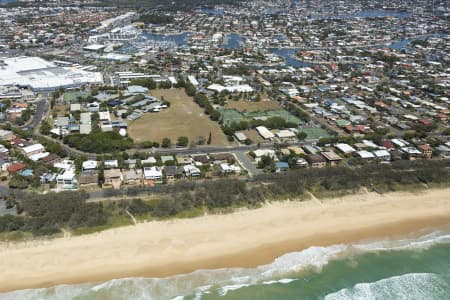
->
[0,188,449,292]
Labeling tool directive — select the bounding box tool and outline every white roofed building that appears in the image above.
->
[220,163,241,174]
[356,150,375,159]
[21,143,45,157]
[373,149,391,160]
[207,84,254,93]
[253,149,276,159]
[0,57,103,91]
[256,126,275,140]
[56,167,77,190]
[99,111,111,121]
[276,130,296,139]
[187,75,199,87]
[82,160,98,171]
[143,166,163,183]
[183,165,201,177]
[335,143,356,154]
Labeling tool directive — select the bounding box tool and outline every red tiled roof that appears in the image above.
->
[7,163,26,172]
[382,140,394,149]
[418,144,432,151]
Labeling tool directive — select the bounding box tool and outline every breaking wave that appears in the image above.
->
[1,227,449,300]
[324,273,450,300]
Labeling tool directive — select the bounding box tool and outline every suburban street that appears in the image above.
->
[19,98,48,131]
[233,150,261,177]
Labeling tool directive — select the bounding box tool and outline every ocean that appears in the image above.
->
[1,226,449,300]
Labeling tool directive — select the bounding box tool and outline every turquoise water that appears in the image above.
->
[1,226,449,300]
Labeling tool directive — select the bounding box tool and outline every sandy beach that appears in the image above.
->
[0,188,449,293]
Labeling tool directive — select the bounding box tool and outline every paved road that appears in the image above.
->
[30,99,48,129]
[233,150,261,177]
[20,99,48,131]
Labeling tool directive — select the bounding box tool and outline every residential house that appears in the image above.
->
[82,160,98,171]
[124,169,142,185]
[7,163,26,173]
[373,149,391,161]
[100,122,113,132]
[303,145,320,154]
[253,149,276,162]
[417,144,432,159]
[400,147,422,159]
[436,145,450,157]
[143,166,163,183]
[10,137,29,147]
[356,150,375,160]
[29,151,50,162]
[220,163,241,175]
[392,139,409,148]
[40,172,57,184]
[80,124,92,135]
[104,159,119,169]
[78,171,98,187]
[164,166,182,183]
[305,154,327,168]
[80,112,92,134]
[210,153,235,164]
[296,157,308,167]
[321,151,342,166]
[54,160,75,171]
[41,153,61,165]
[382,139,395,150]
[56,168,77,190]
[55,116,69,129]
[87,102,100,112]
[99,111,111,122]
[21,143,45,157]
[276,130,296,140]
[192,154,209,165]
[183,165,201,177]
[70,103,81,112]
[104,168,122,189]
[287,146,305,156]
[335,143,356,154]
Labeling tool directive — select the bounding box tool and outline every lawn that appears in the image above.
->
[218,108,303,126]
[63,91,90,103]
[225,98,281,112]
[128,89,229,146]
[300,127,333,140]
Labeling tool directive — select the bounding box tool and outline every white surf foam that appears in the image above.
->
[262,278,297,285]
[353,229,450,252]
[1,228,449,300]
[324,273,450,300]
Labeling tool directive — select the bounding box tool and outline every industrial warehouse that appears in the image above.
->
[0,56,103,91]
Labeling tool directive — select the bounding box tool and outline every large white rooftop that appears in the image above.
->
[0,56,103,91]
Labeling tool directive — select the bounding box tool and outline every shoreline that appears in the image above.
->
[1,188,450,293]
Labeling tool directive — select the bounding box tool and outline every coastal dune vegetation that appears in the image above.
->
[1,159,449,239]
